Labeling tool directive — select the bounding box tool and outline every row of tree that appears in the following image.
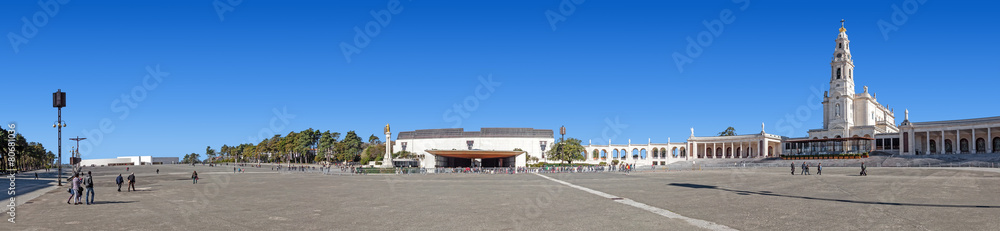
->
[1,129,56,173]
[202,129,393,165]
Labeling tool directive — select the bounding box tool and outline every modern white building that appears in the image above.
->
[79,156,179,166]
[391,128,553,168]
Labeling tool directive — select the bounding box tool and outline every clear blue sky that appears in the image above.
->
[2,0,998,162]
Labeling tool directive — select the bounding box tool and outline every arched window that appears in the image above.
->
[849,69,853,79]
[839,43,843,49]
[993,137,1000,153]
[613,149,619,159]
[945,139,953,154]
[960,139,969,153]
[601,150,607,158]
[836,68,841,79]
[640,149,647,159]
[929,140,937,154]
[976,138,986,153]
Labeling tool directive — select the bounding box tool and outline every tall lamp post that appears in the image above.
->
[558,126,565,163]
[52,89,67,186]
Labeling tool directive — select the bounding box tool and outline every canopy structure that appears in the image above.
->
[783,137,874,155]
[425,150,525,159]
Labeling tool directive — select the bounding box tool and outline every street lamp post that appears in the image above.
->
[52,89,66,186]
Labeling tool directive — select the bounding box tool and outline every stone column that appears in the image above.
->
[988,127,993,153]
[382,130,393,168]
[941,130,946,154]
[925,131,930,155]
[972,128,977,153]
[956,130,960,154]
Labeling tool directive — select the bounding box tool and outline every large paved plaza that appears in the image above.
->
[9,164,1000,230]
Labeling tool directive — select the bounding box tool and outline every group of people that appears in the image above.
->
[65,171,94,205]
[66,169,138,206]
[791,162,822,175]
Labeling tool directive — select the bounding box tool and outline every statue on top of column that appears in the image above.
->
[384,123,390,134]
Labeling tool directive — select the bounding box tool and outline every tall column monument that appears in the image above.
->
[382,124,393,168]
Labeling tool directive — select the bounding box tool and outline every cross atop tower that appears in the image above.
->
[839,19,846,32]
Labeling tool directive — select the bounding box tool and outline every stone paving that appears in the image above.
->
[8,164,1000,230]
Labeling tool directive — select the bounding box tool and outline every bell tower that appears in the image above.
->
[826,19,855,134]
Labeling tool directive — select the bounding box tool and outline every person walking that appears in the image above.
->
[67,174,78,204]
[116,174,124,192]
[817,163,822,175]
[127,172,136,192]
[790,162,795,175]
[84,171,95,205]
[192,171,199,184]
[860,162,867,176]
[75,174,84,204]
[156,169,159,174]
[801,162,807,175]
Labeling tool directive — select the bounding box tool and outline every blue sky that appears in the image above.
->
[2,0,998,162]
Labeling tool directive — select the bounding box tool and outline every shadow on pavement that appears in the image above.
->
[91,201,138,205]
[668,183,1000,209]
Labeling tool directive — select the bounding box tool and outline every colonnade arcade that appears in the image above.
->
[909,127,1000,155]
[687,133,784,159]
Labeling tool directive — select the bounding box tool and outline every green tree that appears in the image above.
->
[318,130,340,164]
[337,131,363,162]
[206,146,216,162]
[546,138,586,164]
[718,127,736,136]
